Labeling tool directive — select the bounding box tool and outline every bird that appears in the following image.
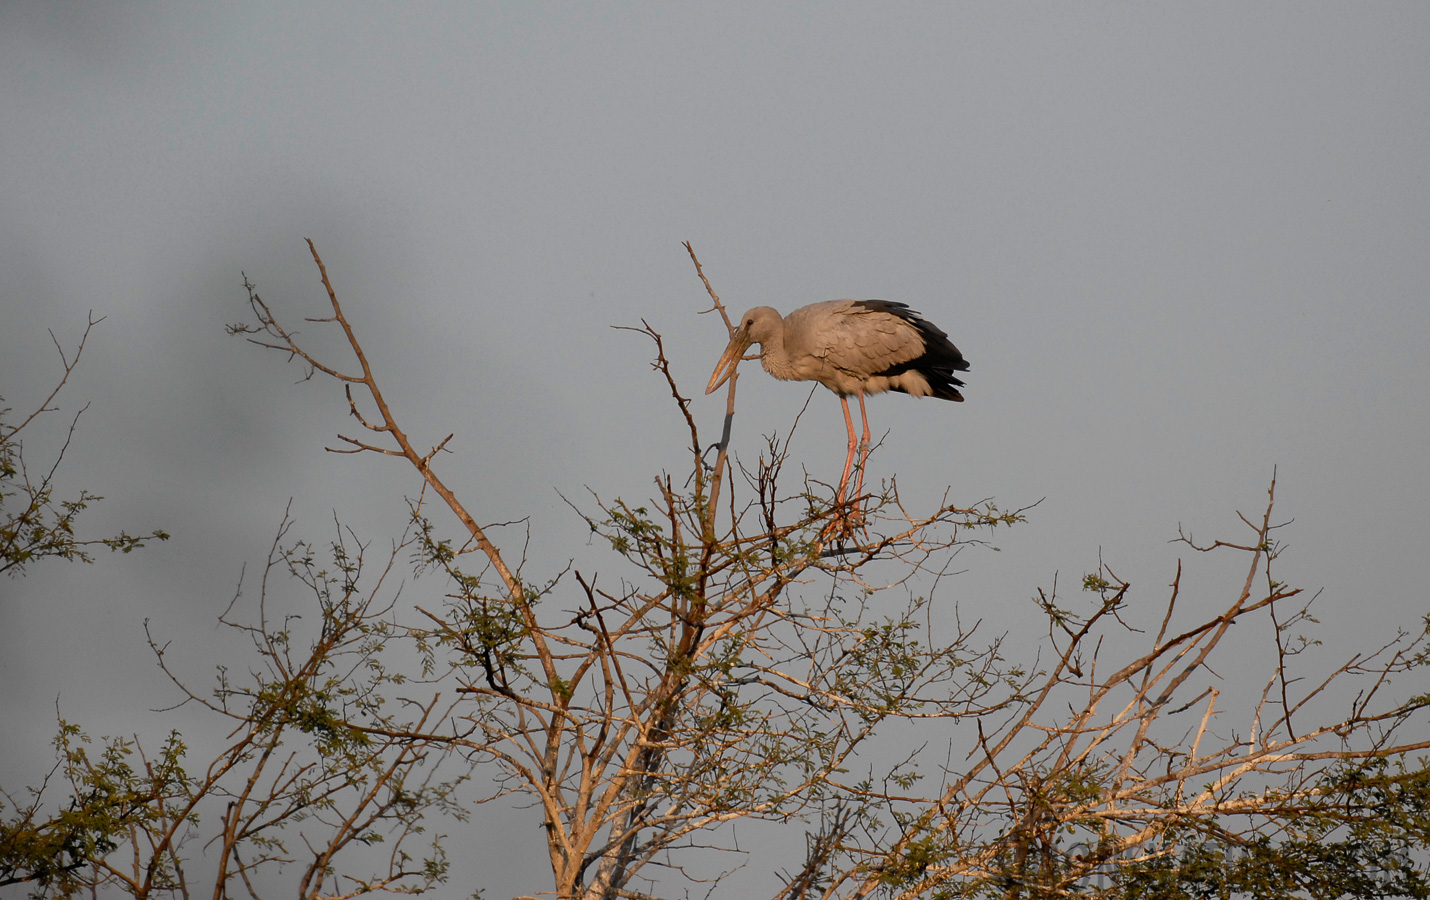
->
[705,299,968,522]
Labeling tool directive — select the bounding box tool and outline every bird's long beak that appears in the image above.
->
[705,329,752,394]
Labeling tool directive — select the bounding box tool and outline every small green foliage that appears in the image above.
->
[603,501,664,559]
[0,721,195,894]
[548,675,574,703]
[2,383,169,579]
[879,832,950,887]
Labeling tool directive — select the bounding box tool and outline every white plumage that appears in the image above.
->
[706,299,969,516]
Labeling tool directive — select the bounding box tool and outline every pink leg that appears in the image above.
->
[854,392,872,505]
[836,394,859,505]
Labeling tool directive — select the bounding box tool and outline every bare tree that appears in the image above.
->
[209,241,1429,900]
[4,319,457,899]
[227,242,1028,899]
[815,473,1430,898]
[7,247,1425,899]
[2,505,465,899]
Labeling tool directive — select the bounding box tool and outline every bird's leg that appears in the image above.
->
[836,395,859,507]
[854,391,872,514]
[817,394,868,541]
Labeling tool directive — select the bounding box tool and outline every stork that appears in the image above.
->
[705,299,968,520]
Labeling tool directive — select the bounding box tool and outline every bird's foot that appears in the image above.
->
[821,499,868,543]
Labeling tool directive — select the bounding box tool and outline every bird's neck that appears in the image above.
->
[759,332,801,382]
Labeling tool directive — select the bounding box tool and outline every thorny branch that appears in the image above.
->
[686,241,739,534]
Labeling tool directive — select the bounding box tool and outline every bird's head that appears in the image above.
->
[705,307,781,395]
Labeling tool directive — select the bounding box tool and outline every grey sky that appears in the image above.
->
[3,3,1429,896]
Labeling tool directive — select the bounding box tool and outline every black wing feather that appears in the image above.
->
[851,300,970,402]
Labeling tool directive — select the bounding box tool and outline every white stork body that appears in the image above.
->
[706,299,968,514]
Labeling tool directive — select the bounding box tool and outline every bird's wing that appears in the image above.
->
[798,300,926,377]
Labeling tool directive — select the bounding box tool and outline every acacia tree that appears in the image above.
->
[6,244,1429,899]
[2,504,469,898]
[222,242,1428,899]
[1,322,458,898]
